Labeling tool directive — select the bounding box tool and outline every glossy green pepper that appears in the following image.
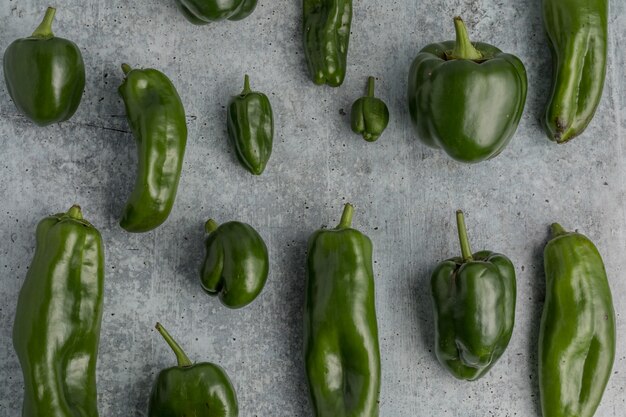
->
[540,224,615,417]
[174,0,257,24]
[149,323,238,417]
[351,76,390,142]
[303,0,352,87]
[200,219,269,309]
[13,205,104,417]
[431,210,516,381]
[305,204,380,416]
[408,17,527,163]
[118,63,187,233]
[227,75,274,175]
[542,0,607,143]
[3,7,85,126]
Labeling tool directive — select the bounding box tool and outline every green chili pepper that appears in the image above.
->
[542,0,607,143]
[3,7,85,126]
[200,219,269,309]
[430,210,516,381]
[351,77,390,142]
[118,63,187,233]
[174,0,257,24]
[539,224,615,417]
[408,17,527,163]
[149,323,238,417]
[227,75,274,175]
[303,0,352,87]
[13,205,104,417]
[305,204,380,417]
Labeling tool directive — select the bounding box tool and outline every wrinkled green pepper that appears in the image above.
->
[200,219,269,309]
[542,0,607,143]
[149,323,238,417]
[351,76,390,142]
[118,64,187,233]
[540,224,615,417]
[3,7,85,126]
[13,205,104,417]
[227,75,274,175]
[431,210,516,381]
[174,0,257,24]
[408,17,527,163]
[305,204,380,417]
[303,0,352,87]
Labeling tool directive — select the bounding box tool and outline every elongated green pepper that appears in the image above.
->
[540,224,615,417]
[305,204,380,417]
[303,0,352,87]
[13,205,104,417]
[351,76,390,142]
[174,0,257,24]
[118,64,187,233]
[542,0,607,143]
[149,323,238,416]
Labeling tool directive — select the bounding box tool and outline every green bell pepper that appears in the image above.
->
[3,7,85,126]
[227,75,274,175]
[539,224,615,417]
[149,323,238,417]
[13,205,104,417]
[303,0,352,87]
[305,204,380,417]
[200,219,269,309]
[542,0,607,143]
[431,210,516,381]
[118,63,187,233]
[174,0,257,24]
[408,17,527,163]
[351,76,390,142]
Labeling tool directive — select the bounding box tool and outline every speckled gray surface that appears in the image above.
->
[0,0,625,416]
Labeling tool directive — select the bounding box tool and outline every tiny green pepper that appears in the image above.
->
[351,76,390,142]
[174,0,257,24]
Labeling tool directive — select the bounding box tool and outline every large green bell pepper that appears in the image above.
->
[174,0,257,24]
[305,204,380,417]
[3,7,85,126]
[408,17,527,163]
[13,205,104,417]
[542,0,607,143]
[351,76,390,142]
[431,210,516,380]
[118,64,187,233]
[539,224,615,417]
[149,323,238,417]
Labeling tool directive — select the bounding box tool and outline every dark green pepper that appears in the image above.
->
[149,323,238,417]
[305,204,380,416]
[408,17,527,163]
[13,205,104,417]
[351,76,390,142]
[174,0,257,24]
[200,219,269,309]
[303,0,352,87]
[542,0,607,143]
[431,210,516,381]
[227,75,274,175]
[3,7,85,126]
[118,63,187,233]
[540,224,615,417]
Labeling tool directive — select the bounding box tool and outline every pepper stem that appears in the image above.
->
[205,219,219,234]
[67,205,83,220]
[155,323,193,368]
[32,7,56,38]
[366,76,376,97]
[242,74,252,95]
[121,63,132,75]
[450,17,482,60]
[456,210,473,261]
[550,223,568,238]
[337,204,354,229]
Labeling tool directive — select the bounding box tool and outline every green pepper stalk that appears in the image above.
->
[351,77,390,142]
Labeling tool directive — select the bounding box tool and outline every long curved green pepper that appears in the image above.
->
[13,205,104,417]
[351,76,390,142]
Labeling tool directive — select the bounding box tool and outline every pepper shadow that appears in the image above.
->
[413,264,436,361]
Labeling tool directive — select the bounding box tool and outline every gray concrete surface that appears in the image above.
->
[1,0,625,416]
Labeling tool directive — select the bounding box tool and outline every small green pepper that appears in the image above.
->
[149,323,238,417]
[3,7,85,126]
[227,75,274,175]
[431,210,516,380]
[351,76,390,142]
[201,219,269,309]
[174,0,257,24]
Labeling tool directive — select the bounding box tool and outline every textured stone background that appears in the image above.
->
[1,0,625,416]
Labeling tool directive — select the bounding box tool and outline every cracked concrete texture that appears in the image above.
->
[0,0,625,416]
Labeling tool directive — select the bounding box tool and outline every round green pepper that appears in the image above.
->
[175,0,258,24]
[351,76,390,142]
